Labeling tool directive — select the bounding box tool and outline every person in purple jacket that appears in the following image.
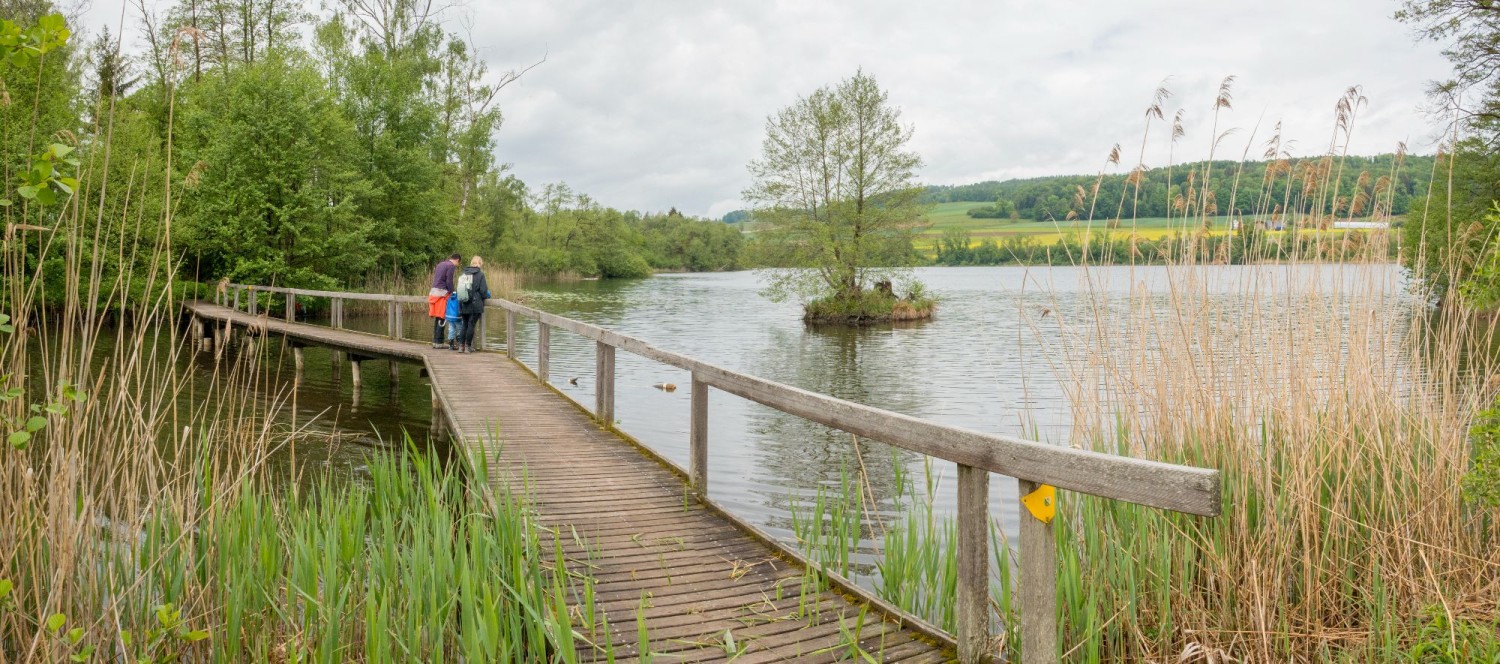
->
[429,253,461,348]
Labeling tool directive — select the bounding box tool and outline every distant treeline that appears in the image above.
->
[484,184,744,277]
[932,229,1399,266]
[922,154,1436,222]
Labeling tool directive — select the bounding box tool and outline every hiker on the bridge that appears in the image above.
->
[428,253,461,349]
[456,256,491,354]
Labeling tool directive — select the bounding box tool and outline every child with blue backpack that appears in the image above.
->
[443,293,462,350]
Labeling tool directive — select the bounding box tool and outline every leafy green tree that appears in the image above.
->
[317,8,454,278]
[1397,1,1500,302]
[1,8,77,211]
[175,54,373,288]
[744,70,926,307]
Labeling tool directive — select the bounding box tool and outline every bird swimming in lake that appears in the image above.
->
[653,383,677,392]
[569,377,579,386]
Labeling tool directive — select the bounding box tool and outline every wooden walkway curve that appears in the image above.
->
[184,301,956,663]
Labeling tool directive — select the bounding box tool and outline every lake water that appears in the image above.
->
[282,264,1411,552]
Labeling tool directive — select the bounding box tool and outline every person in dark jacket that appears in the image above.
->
[456,256,491,354]
[429,253,461,348]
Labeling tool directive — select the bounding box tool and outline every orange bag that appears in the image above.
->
[427,294,447,318]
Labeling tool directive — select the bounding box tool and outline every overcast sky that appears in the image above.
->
[81,0,1451,218]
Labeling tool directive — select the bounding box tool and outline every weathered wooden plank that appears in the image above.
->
[538,322,550,383]
[474,295,1218,515]
[704,367,1220,515]
[691,374,708,498]
[956,464,989,663]
[506,309,516,359]
[596,341,615,426]
[1018,477,1056,664]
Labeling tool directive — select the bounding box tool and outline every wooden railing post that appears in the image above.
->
[332,298,343,329]
[595,341,614,426]
[956,464,990,663]
[1018,478,1057,664]
[476,312,486,351]
[537,322,550,383]
[232,287,240,311]
[387,298,397,339]
[248,287,258,315]
[505,310,516,359]
[690,373,708,498]
[286,292,295,322]
[394,299,403,339]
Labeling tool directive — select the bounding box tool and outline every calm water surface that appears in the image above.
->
[394,264,1408,544]
[259,264,1411,561]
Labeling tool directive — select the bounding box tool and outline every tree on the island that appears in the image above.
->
[743,69,926,306]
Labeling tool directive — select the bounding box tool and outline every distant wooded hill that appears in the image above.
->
[723,154,1435,224]
[920,154,1435,222]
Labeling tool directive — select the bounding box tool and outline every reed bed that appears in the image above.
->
[787,82,1500,662]
[1,33,598,663]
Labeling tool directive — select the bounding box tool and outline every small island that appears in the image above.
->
[743,70,935,325]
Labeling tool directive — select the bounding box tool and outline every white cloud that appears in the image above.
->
[79,0,1450,217]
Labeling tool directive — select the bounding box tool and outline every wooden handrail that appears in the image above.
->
[219,282,1221,664]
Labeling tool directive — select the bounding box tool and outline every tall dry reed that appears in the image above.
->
[1026,82,1500,661]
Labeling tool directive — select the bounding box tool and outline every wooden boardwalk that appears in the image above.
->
[185,301,955,663]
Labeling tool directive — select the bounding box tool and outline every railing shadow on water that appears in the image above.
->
[207,282,1223,664]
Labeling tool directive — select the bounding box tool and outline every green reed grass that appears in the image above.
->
[2,443,607,662]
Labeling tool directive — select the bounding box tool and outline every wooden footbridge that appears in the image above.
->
[185,284,1221,663]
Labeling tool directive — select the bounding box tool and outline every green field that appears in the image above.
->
[918,202,1231,249]
[921,202,1235,238]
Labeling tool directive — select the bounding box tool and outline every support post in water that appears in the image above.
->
[956,464,990,663]
[389,360,399,393]
[293,346,304,383]
[350,358,363,391]
[506,310,516,359]
[430,387,446,440]
[1018,477,1058,664]
[537,322,550,383]
[595,341,615,426]
[691,373,708,498]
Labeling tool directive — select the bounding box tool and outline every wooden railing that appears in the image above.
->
[215,283,1222,664]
